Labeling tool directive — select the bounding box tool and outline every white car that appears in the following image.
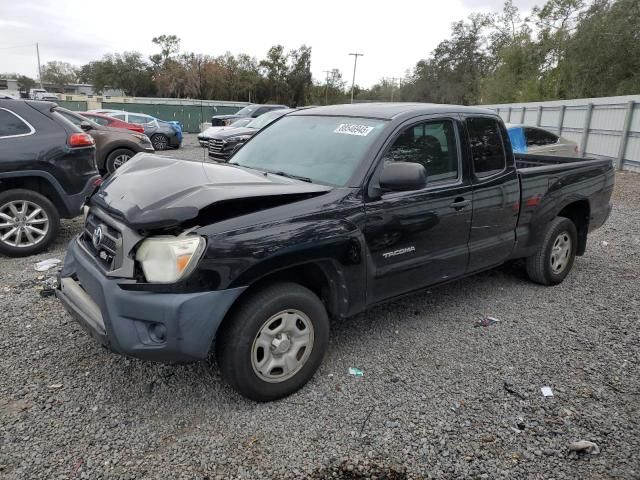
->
[197,118,252,148]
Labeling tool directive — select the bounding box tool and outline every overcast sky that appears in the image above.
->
[1,0,538,88]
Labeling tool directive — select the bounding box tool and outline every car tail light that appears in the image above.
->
[92,178,103,188]
[130,124,144,134]
[68,133,94,147]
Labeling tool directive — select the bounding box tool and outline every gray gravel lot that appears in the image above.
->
[1,135,639,479]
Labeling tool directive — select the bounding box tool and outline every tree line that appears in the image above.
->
[3,0,638,105]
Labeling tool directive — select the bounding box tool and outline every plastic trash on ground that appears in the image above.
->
[348,367,364,377]
[34,258,61,272]
[475,316,500,327]
[569,440,600,455]
[541,386,554,397]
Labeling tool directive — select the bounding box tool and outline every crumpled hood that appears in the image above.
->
[93,153,332,229]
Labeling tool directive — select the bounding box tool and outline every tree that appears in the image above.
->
[17,75,36,94]
[287,45,312,106]
[81,52,155,96]
[151,34,181,65]
[260,45,290,104]
[41,61,78,91]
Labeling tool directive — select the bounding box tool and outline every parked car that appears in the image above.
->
[211,104,288,126]
[0,94,17,100]
[0,99,100,256]
[104,112,182,150]
[208,108,294,161]
[56,103,614,401]
[54,108,155,174]
[79,112,145,134]
[197,118,252,148]
[506,123,579,156]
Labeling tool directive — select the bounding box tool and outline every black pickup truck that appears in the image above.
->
[56,103,614,401]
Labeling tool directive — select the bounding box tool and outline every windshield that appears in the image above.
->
[230,115,388,186]
[235,105,257,116]
[246,109,288,130]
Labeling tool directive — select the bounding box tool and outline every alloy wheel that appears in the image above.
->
[0,200,50,248]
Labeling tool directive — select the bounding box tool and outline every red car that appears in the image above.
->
[79,112,145,134]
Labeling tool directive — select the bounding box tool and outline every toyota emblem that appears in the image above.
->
[92,225,103,250]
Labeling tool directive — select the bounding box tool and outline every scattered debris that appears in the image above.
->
[601,241,609,247]
[569,440,600,455]
[348,367,364,377]
[504,381,527,400]
[541,386,554,397]
[48,383,63,389]
[475,316,500,327]
[34,258,61,272]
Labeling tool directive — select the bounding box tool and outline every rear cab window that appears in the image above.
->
[466,117,507,178]
[0,108,34,138]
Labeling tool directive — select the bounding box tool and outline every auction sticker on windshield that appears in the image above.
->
[334,124,374,136]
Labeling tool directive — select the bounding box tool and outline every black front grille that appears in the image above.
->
[82,214,122,269]
[208,139,231,160]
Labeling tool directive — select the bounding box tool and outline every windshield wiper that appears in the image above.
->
[263,169,312,183]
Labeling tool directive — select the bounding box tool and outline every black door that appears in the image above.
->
[464,116,519,273]
[363,118,473,303]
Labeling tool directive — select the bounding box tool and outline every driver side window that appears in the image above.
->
[382,120,459,184]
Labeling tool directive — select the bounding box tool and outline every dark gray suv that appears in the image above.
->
[210,104,288,126]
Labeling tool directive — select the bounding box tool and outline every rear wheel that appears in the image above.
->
[0,189,59,257]
[216,282,330,401]
[105,148,135,174]
[151,134,169,151]
[526,216,577,285]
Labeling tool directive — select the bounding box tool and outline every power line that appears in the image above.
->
[0,43,36,51]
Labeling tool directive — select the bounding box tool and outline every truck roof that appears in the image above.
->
[291,102,497,120]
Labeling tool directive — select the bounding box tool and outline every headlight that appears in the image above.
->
[227,135,252,143]
[135,236,205,283]
[132,133,151,143]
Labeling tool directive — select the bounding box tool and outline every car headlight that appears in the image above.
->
[135,236,205,283]
[226,135,252,143]
[132,133,151,143]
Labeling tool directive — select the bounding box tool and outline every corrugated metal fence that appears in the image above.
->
[482,95,640,172]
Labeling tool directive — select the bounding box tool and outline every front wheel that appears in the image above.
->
[216,282,330,401]
[151,134,169,151]
[526,216,578,285]
[105,148,135,174]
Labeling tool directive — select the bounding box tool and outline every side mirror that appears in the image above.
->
[379,162,427,192]
[79,121,93,131]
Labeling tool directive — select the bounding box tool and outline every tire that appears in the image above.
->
[216,282,330,402]
[105,148,135,174]
[526,216,577,286]
[151,134,169,151]
[0,189,60,257]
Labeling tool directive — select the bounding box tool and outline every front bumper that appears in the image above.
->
[56,238,245,362]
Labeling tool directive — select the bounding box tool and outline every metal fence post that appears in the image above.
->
[616,100,635,171]
[536,106,543,126]
[507,107,512,122]
[580,103,594,158]
[520,107,526,124]
[557,105,566,136]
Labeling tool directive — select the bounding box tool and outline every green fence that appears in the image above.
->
[56,100,88,111]
[102,102,242,133]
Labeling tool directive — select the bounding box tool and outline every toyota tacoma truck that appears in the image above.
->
[56,103,614,401]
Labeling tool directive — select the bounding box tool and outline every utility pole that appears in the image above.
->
[389,77,400,102]
[323,70,331,105]
[36,42,43,89]
[349,53,363,104]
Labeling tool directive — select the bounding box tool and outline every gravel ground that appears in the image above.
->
[1,137,639,479]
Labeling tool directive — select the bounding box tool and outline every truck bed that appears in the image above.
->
[514,152,611,171]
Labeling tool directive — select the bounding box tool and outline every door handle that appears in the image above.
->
[450,197,470,210]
